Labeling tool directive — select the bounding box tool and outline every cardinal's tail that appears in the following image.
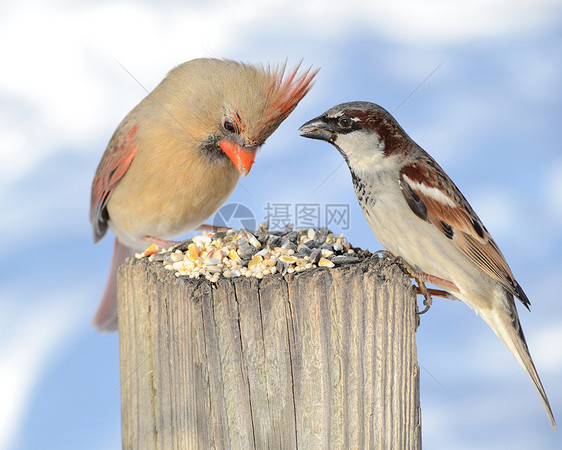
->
[93,238,135,332]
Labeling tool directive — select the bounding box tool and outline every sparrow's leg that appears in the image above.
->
[374,250,458,314]
[414,271,459,293]
[423,287,456,300]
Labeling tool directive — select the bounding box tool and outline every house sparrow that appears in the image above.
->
[299,101,556,429]
[90,58,317,331]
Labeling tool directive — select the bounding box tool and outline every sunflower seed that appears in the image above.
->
[310,248,322,264]
[331,255,361,265]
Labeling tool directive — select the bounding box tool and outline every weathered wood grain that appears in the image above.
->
[118,255,421,449]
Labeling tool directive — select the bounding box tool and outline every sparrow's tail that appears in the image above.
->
[92,238,136,332]
[479,296,556,430]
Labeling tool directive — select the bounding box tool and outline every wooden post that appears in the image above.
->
[118,254,421,449]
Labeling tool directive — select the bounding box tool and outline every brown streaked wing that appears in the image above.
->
[399,159,530,308]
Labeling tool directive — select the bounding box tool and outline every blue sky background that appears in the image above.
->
[1,0,561,448]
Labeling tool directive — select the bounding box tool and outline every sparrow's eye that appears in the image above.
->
[338,116,353,129]
[222,117,239,134]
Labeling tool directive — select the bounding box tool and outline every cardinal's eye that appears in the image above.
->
[338,117,353,129]
[222,117,239,134]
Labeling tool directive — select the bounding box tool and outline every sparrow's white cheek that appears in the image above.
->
[336,131,388,172]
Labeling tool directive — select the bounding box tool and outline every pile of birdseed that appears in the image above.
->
[136,222,362,283]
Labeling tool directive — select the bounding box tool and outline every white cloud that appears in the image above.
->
[355,0,560,45]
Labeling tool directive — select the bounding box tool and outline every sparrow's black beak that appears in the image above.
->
[299,117,335,143]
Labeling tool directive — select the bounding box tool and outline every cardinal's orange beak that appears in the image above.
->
[219,140,257,177]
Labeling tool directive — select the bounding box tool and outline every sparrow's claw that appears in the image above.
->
[374,249,394,259]
[375,249,458,315]
[375,249,414,274]
[415,283,433,314]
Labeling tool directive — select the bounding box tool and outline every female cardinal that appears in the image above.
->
[90,58,317,331]
[300,101,556,429]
